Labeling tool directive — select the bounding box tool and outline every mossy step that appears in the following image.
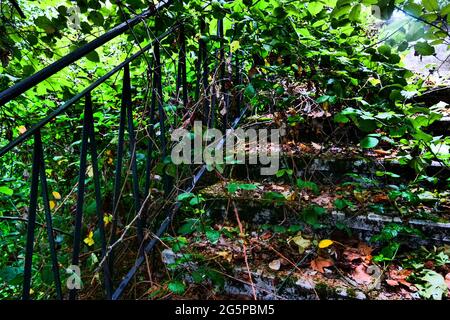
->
[196,182,450,243]
[218,267,413,300]
[221,143,450,183]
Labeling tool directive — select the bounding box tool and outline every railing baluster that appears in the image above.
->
[179,24,188,110]
[22,133,41,300]
[109,66,128,285]
[154,42,172,197]
[84,92,112,298]
[123,64,143,245]
[235,53,242,116]
[69,96,91,300]
[36,131,63,300]
[195,19,203,102]
[200,18,210,127]
[144,59,157,198]
[218,18,228,131]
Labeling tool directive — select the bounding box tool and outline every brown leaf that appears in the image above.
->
[352,264,373,284]
[445,273,450,290]
[357,243,373,263]
[386,267,415,291]
[372,193,389,203]
[343,249,362,262]
[310,257,334,273]
[260,231,273,240]
[386,279,399,286]
[311,193,333,208]
[373,149,391,156]
[269,259,281,271]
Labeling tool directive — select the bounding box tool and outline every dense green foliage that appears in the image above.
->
[0,0,449,299]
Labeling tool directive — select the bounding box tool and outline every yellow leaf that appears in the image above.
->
[103,213,113,226]
[290,234,311,254]
[84,231,94,247]
[49,201,56,210]
[285,192,296,201]
[318,239,334,249]
[18,126,27,134]
[230,40,240,53]
[87,165,94,177]
[52,191,62,200]
[217,251,232,263]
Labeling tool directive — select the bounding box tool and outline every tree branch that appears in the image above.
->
[394,5,449,38]
[9,0,26,19]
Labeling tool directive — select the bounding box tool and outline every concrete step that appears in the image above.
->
[222,149,449,185]
[197,182,450,244]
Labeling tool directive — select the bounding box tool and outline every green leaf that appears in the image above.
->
[88,10,104,26]
[378,44,392,56]
[416,270,447,300]
[316,95,330,103]
[189,195,204,206]
[302,205,326,227]
[442,4,450,16]
[244,84,256,98]
[206,228,220,244]
[86,50,100,62]
[0,186,13,196]
[422,0,439,12]
[227,183,238,194]
[404,2,423,16]
[168,280,186,295]
[334,198,352,210]
[297,178,319,195]
[177,192,194,202]
[360,136,379,149]
[334,113,349,123]
[307,2,324,16]
[178,219,199,235]
[239,183,258,190]
[349,4,361,21]
[414,42,435,56]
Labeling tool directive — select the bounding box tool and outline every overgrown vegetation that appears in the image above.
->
[0,0,449,300]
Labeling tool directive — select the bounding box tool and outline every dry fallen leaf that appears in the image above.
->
[269,259,281,271]
[343,249,362,262]
[260,231,273,240]
[217,251,233,263]
[445,273,450,290]
[352,264,373,285]
[311,142,322,151]
[358,243,373,256]
[386,267,415,291]
[310,257,334,273]
[372,193,389,203]
[374,149,391,156]
[311,193,333,208]
[386,279,399,286]
[291,234,311,254]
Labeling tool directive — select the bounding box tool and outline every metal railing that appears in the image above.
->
[0,0,245,300]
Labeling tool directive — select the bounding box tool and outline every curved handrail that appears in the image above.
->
[0,0,173,106]
[0,23,179,158]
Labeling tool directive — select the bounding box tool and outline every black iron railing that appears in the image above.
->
[0,0,246,300]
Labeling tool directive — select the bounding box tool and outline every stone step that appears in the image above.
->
[196,182,450,244]
[243,112,450,142]
[216,267,411,300]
